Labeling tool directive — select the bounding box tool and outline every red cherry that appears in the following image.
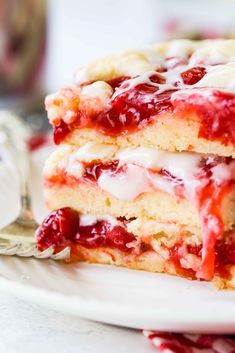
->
[83,160,119,183]
[36,208,79,249]
[96,86,173,136]
[53,120,70,144]
[36,208,136,253]
[106,76,130,89]
[107,226,135,251]
[75,221,109,248]
[181,66,206,85]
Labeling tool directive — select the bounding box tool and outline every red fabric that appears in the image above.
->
[143,331,235,353]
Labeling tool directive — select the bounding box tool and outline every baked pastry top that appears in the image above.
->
[45,40,235,156]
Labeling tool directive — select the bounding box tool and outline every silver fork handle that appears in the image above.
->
[0,111,71,260]
[12,134,34,224]
[0,111,35,225]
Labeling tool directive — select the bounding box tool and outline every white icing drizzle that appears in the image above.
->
[112,71,162,98]
[110,50,235,102]
[46,40,235,129]
[105,147,202,200]
[195,63,235,89]
[72,141,117,162]
[75,60,235,116]
[148,173,174,195]
[163,65,188,88]
[171,88,215,104]
[60,143,235,202]
[112,69,177,99]
[98,164,151,201]
[117,147,162,169]
[117,147,201,181]
[112,64,208,100]
[79,214,120,227]
[47,41,235,129]
[66,160,84,179]
[211,162,235,184]
[58,149,84,179]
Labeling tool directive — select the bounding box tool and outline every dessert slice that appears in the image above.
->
[39,141,235,287]
[38,39,235,289]
[45,39,235,157]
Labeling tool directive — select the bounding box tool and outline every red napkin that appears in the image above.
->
[143,331,235,353]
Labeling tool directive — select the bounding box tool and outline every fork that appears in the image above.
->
[0,111,70,260]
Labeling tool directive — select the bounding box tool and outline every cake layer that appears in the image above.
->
[35,208,235,288]
[44,183,204,231]
[45,40,235,157]
[44,142,235,230]
[44,183,235,235]
[55,118,235,158]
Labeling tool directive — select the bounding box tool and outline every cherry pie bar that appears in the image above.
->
[38,39,235,288]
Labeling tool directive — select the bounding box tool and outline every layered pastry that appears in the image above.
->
[37,39,235,288]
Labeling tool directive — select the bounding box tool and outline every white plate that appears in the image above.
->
[0,145,235,334]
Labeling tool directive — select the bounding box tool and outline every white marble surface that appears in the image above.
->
[0,291,156,353]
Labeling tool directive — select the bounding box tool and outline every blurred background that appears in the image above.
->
[1,0,235,127]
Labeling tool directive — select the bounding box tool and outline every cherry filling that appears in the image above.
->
[82,160,120,183]
[51,65,235,148]
[106,76,130,90]
[76,223,135,251]
[36,208,79,249]
[52,74,174,143]
[157,167,233,280]
[94,77,174,136]
[196,181,228,280]
[54,120,70,145]
[36,208,136,253]
[168,243,202,279]
[181,66,206,85]
[173,90,235,147]
[215,235,235,278]
[168,234,235,281]
[36,207,235,281]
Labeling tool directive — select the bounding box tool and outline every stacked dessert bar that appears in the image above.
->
[37,40,235,288]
